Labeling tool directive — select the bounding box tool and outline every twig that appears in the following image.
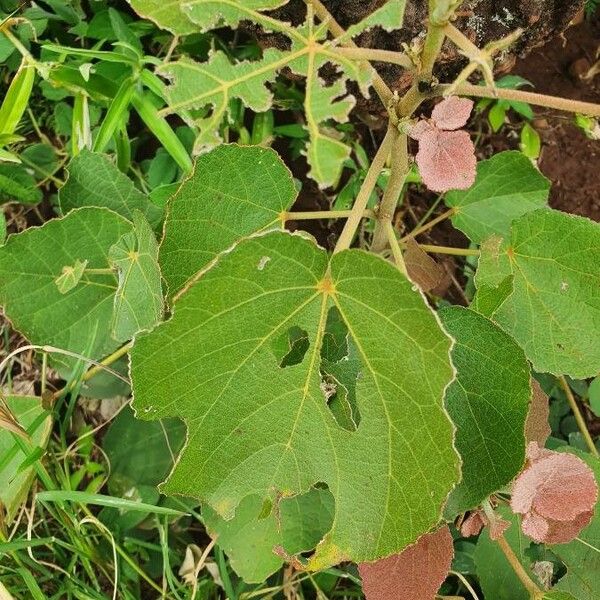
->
[559,376,599,457]
[494,533,542,597]
[371,130,409,252]
[281,209,375,221]
[334,127,393,253]
[400,207,456,241]
[333,47,413,69]
[384,221,407,276]
[450,82,600,117]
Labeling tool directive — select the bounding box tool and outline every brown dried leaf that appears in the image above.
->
[358,526,454,600]
[415,129,477,193]
[460,511,485,537]
[511,442,598,544]
[404,238,448,293]
[432,96,474,130]
[525,379,551,447]
[0,397,29,440]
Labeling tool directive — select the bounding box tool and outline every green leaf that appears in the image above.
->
[160,145,295,296]
[0,208,131,369]
[59,150,163,228]
[440,307,531,517]
[0,164,43,205]
[0,396,52,522]
[126,0,196,34]
[103,406,186,491]
[473,506,533,600]
[109,211,163,342]
[181,0,290,32]
[588,377,600,418]
[54,258,88,294]
[488,102,507,132]
[520,123,541,159]
[544,593,580,600]
[445,151,550,244]
[553,449,600,600]
[474,209,600,378]
[154,14,374,186]
[131,231,459,568]
[345,0,407,37]
[204,488,334,582]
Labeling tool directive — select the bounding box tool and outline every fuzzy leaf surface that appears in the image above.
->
[445,151,550,243]
[553,449,600,600]
[160,145,296,296]
[474,209,600,378]
[109,211,163,341]
[0,208,131,368]
[59,150,162,228]
[440,307,531,517]
[131,231,459,568]
[345,0,407,38]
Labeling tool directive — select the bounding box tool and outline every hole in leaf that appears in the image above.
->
[320,307,361,431]
[272,326,310,368]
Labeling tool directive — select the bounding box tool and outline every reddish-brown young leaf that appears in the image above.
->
[525,380,551,447]
[358,526,454,600]
[431,96,474,130]
[408,119,435,141]
[511,443,598,544]
[404,238,449,293]
[460,511,485,537]
[415,129,477,192]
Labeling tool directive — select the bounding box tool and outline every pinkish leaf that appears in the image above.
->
[460,511,485,537]
[432,96,474,130]
[511,442,598,544]
[415,129,477,193]
[358,526,454,600]
[408,119,435,141]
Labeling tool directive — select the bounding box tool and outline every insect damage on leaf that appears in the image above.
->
[130,231,459,569]
[409,96,476,193]
[358,526,454,600]
[510,442,598,544]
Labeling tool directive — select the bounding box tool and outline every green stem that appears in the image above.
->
[495,533,542,598]
[559,376,599,457]
[334,47,413,69]
[334,127,393,253]
[281,209,375,221]
[401,207,456,241]
[417,244,479,256]
[84,268,115,275]
[371,130,409,252]
[385,221,407,276]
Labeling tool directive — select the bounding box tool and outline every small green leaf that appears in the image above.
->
[0,396,52,523]
[109,211,163,342]
[103,406,186,491]
[160,145,296,296]
[59,150,163,228]
[445,151,550,244]
[588,377,600,418]
[131,231,459,569]
[0,208,131,369]
[344,0,407,37]
[488,102,507,132]
[440,307,531,517]
[520,122,541,159]
[54,259,88,294]
[474,209,600,378]
[204,488,334,582]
